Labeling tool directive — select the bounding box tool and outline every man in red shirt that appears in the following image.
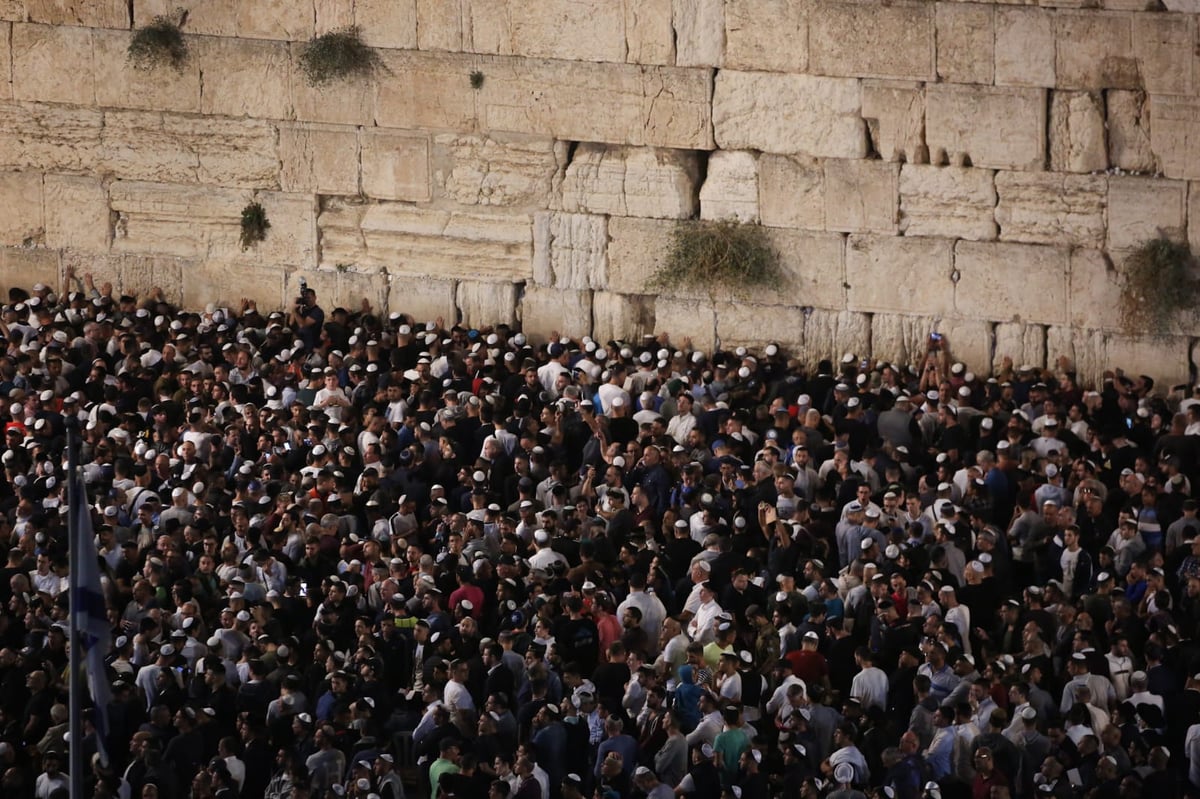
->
[786,630,829,688]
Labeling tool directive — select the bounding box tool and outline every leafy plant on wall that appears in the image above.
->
[240,202,271,251]
[649,219,782,303]
[1119,236,1199,336]
[127,14,190,71]
[298,26,385,86]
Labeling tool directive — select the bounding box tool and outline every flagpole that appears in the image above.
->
[65,413,83,799]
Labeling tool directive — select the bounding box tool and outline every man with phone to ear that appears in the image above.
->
[291,281,324,351]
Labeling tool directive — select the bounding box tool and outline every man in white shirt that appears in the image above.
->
[850,648,889,711]
[443,660,475,713]
[687,582,723,644]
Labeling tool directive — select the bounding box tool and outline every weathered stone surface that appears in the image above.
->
[592,291,657,343]
[415,0,463,51]
[133,0,237,36]
[0,23,10,101]
[289,43,375,127]
[1132,14,1193,95]
[823,159,898,235]
[1047,326,1108,389]
[434,134,564,208]
[112,254,189,305]
[700,151,759,223]
[0,171,44,246]
[1107,91,1156,173]
[101,111,280,189]
[25,0,129,27]
[1150,95,1200,181]
[235,0,315,41]
[354,0,418,49]
[770,230,847,309]
[314,0,354,33]
[654,297,716,352]
[724,0,808,72]
[0,247,58,296]
[290,266,388,317]
[182,260,287,312]
[1049,91,1107,173]
[1068,248,1124,332]
[1104,333,1192,387]
[995,172,1107,248]
[1055,12,1139,90]
[255,191,318,267]
[935,318,994,375]
[759,154,824,230]
[110,181,270,260]
[532,212,607,290]
[1190,182,1200,256]
[625,0,674,66]
[845,236,955,316]
[91,29,202,114]
[870,314,990,372]
[714,71,866,158]
[809,2,934,81]
[457,280,519,327]
[673,0,725,67]
[12,23,94,106]
[319,200,534,281]
[1106,176,1187,251]
[559,144,699,220]
[994,8,1055,87]
[360,130,431,202]
[799,309,871,368]
[465,0,627,63]
[861,81,926,163]
[278,122,359,195]
[717,302,804,352]
[0,103,102,173]
[385,275,457,323]
[993,323,1047,375]
[953,241,1070,325]
[899,165,997,241]
[43,174,108,251]
[519,286,594,340]
[606,216,671,296]
[926,85,1047,170]
[194,36,291,120]
[936,3,994,84]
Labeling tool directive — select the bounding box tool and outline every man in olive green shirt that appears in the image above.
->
[429,738,462,798]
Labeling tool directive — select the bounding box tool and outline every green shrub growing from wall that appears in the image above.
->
[650,219,782,301]
[1120,237,1199,335]
[298,26,384,86]
[128,16,189,71]
[240,202,270,250]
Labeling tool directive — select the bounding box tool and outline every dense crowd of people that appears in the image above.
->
[1,271,1199,799]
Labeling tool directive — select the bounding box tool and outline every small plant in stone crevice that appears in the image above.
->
[470,70,485,90]
[1119,236,1200,335]
[298,26,385,86]
[127,15,189,71]
[239,202,270,250]
[649,219,782,302]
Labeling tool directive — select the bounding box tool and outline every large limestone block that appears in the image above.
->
[0,248,58,296]
[195,36,292,120]
[936,3,994,85]
[415,0,464,51]
[355,0,418,49]
[625,0,674,66]
[899,165,997,241]
[724,0,808,72]
[809,1,934,81]
[823,159,899,235]
[43,175,108,251]
[871,314,992,371]
[1108,91,1156,174]
[1055,12,1139,90]
[1104,333,1191,388]
[994,8,1055,87]
[519,286,593,341]
[799,309,871,369]
[279,122,360,195]
[255,191,319,268]
[386,275,457,323]
[0,23,9,101]
[1068,249,1124,332]
[115,254,189,304]
[25,0,128,27]
[361,130,431,202]
[607,217,672,295]
[1046,326,1108,389]
[713,71,866,158]
[181,260,286,311]
[993,323,1047,375]
[0,171,44,246]
[318,200,534,281]
[758,154,824,230]
[845,235,955,316]
[457,280,519,327]
[935,318,994,376]
[289,42,375,127]
[532,212,607,290]
[592,292,657,343]
[133,1,237,36]
[290,266,388,316]
[464,0,627,63]
[1049,91,1108,173]
[1149,96,1200,181]
[717,302,804,352]
[0,2,18,20]
[12,23,94,105]
[1106,176,1187,251]
[314,0,354,32]
[1132,14,1193,95]
[953,241,1070,325]
[770,230,847,309]
[700,151,760,223]
[110,181,251,259]
[654,297,716,352]
[235,0,315,41]
[926,85,1047,171]
[559,144,699,220]
[673,0,724,67]
[0,102,102,174]
[434,134,565,209]
[861,81,926,164]
[92,29,201,114]
[100,111,280,189]
[995,172,1106,248]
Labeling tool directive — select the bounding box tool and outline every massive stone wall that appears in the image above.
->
[2,0,1200,386]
